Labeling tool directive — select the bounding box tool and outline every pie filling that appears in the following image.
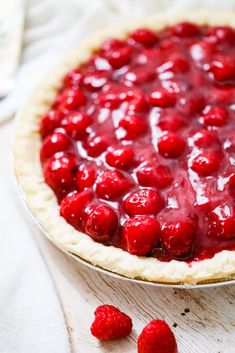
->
[39,22,235,262]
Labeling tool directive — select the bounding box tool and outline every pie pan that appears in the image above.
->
[13,11,235,287]
[14,179,235,288]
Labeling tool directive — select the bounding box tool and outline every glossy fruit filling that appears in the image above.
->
[40,22,235,262]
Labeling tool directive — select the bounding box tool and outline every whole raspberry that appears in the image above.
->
[85,204,118,243]
[123,215,160,255]
[40,132,72,162]
[149,88,176,108]
[138,320,178,353]
[191,151,221,176]
[96,170,133,200]
[157,132,185,158]
[119,114,148,139]
[90,305,132,341]
[124,188,164,216]
[130,28,158,47]
[62,112,92,140]
[162,221,196,257]
[60,190,93,228]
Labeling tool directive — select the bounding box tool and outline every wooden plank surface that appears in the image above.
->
[25,216,235,353]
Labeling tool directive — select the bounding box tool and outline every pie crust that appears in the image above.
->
[13,11,235,284]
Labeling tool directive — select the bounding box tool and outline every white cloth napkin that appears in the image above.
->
[0,123,70,353]
[1,1,235,352]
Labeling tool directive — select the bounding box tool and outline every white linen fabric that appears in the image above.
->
[0,123,71,353]
[1,1,235,352]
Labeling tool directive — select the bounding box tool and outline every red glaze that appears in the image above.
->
[40,22,235,262]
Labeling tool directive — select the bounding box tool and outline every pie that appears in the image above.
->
[14,12,235,284]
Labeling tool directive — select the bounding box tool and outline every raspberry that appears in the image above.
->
[119,115,147,139]
[190,129,218,148]
[149,89,176,108]
[40,132,72,162]
[191,151,221,176]
[60,190,93,228]
[63,69,82,89]
[123,215,160,255]
[62,112,92,140]
[130,28,157,47]
[75,163,96,191]
[85,204,118,242]
[126,90,148,112]
[90,305,132,341]
[84,135,108,157]
[200,106,228,127]
[138,319,178,353]
[162,221,196,257]
[206,26,235,44]
[39,110,63,138]
[172,21,200,37]
[210,55,235,81]
[43,152,77,195]
[124,189,164,216]
[137,164,173,189]
[105,146,134,169]
[96,170,133,200]
[105,45,132,69]
[159,54,189,74]
[208,204,235,240]
[157,132,185,158]
[54,89,86,111]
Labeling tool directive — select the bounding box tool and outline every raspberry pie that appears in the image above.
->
[14,13,235,284]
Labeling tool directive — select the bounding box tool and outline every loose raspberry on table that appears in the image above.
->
[138,319,178,353]
[90,305,133,341]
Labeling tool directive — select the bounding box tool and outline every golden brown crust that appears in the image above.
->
[13,11,235,284]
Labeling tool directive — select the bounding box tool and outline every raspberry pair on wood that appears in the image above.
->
[90,304,178,353]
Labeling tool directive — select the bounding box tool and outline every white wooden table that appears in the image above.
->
[24,212,235,353]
